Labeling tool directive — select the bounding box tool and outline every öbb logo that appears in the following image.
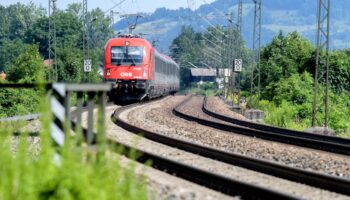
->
[120,72,132,77]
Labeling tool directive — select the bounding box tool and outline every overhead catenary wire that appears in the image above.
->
[201,35,225,52]
[105,0,129,14]
[206,47,222,57]
[201,0,232,21]
[201,26,223,43]
[186,0,226,36]
[202,49,222,63]
[198,14,226,35]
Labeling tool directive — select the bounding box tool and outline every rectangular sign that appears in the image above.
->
[84,59,92,72]
[234,59,242,72]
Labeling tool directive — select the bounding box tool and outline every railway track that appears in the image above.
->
[174,95,350,155]
[203,96,350,152]
[111,99,298,200]
[112,96,350,198]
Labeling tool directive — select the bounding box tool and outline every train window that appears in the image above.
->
[111,46,144,66]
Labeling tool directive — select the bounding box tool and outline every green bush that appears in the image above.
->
[256,89,350,137]
[0,88,42,118]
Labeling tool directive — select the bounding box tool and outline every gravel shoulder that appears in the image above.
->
[206,97,249,121]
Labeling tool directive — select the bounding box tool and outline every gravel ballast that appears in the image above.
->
[121,96,350,199]
[134,95,350,179]
[105,104,236,200]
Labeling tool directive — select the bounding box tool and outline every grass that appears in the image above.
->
[0,94,149,200]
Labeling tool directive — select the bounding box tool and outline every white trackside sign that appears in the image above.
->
[234,59,242,72]
[84,59,92,72]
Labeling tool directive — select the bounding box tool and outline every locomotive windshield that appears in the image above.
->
[111,46,144,66]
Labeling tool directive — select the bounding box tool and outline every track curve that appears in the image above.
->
[112,96,350,197]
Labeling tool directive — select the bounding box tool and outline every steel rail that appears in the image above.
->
[201,96,350,154]
[112,97,350,197]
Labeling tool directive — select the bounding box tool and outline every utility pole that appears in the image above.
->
[312,0,330,127]
[237,0,243,35]
[226,12,234,99]
[48,0,58,82]
[82,0,91,82]
[234,0,243,103]
[250,0,261,106]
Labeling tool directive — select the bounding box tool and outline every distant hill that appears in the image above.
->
[114,0,350,54]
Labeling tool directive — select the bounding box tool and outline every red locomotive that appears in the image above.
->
[104,35,180,102]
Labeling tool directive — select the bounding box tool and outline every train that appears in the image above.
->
[103,35,180,102]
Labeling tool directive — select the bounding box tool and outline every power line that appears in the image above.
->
[201,0,231,21]
[105,0,128,14]
[201,35,225,52]
[201,26,222,43]
[198,14,226,35]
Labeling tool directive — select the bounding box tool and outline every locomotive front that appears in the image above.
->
[104,37,153,101]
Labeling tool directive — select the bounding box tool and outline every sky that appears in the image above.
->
[1,0,215,13]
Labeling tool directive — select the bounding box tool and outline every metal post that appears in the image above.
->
[237,0,243,96]
[312,0,330,127]
[110,10,119,29]
[226,12,234,99]
[237,0,243,35]
[250,0,261,106]
[76,92,83,143]
[110,10,114,28]
[82,0,90,82]
[87,92,95,144]
[236,0,243,102]
[48,0,58,82]
[97,91,107,159]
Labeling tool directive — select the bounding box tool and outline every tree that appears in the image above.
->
[0,39,30,71]
[2,3,43,41]
[264,72,313,105]
[170,26,204,88]
[260,31,314,88]
[7,45,45,83]
[0,45,45,117]
[328,50,350,93]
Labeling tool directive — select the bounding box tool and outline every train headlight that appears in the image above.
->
[143,69,148,77]
[107,69,110,76]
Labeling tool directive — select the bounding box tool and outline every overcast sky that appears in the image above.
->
[1,0,215,13]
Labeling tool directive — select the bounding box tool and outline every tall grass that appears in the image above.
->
[0,92,148,200]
